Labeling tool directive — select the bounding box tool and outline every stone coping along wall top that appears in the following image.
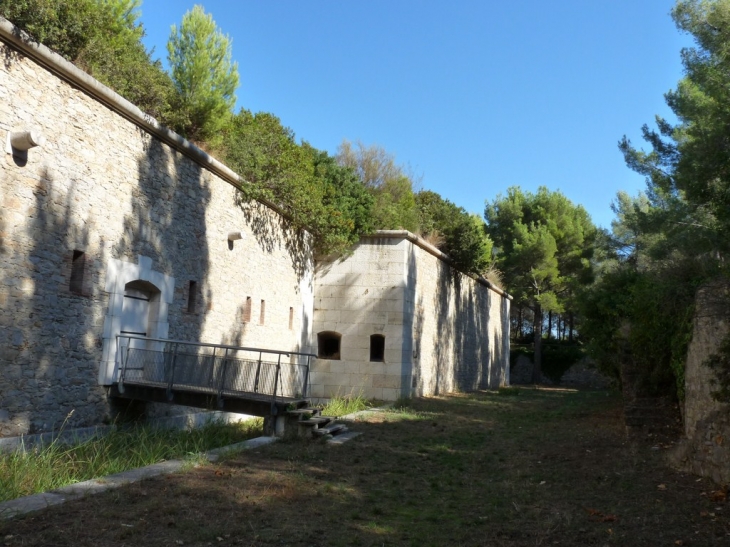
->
[0,15,512,304]
[0,16,290,223]
[362,230,513,300]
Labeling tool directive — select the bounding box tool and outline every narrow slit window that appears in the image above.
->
[288,307,294,330]
[69,250,85,294]
[317,331,341,360]
[370,334,385,362]
[243,296,252,323]
[187,281,197,313]
[259,300,266,325]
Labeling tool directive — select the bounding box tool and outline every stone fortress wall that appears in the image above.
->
[0,16,510,436]
[0,21,314,437]
[311,234,510,400]
[409,234,510,396]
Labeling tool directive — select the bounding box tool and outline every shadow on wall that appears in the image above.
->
[236,196,314,356]
[498,295,510,385]
[116,135,213,337]
[1,130,219,434]
[236,197,311,286]
[432,265,455,395]
[2,29,21,71]
[0,167,101,436]
[411,294,425,397]
[1,36,105,436]
[403,243,418,398]
[108,136,214,420]
[426,260,499,395]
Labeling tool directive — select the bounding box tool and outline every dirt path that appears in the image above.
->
[2,389,728,546]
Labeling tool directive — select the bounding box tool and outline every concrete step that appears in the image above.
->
[313,423,348,436]
[287,407,321,417]
[300,417,332,426]
[284,403,355,440]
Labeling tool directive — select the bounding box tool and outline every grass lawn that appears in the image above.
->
[1,388,728,546]
[0,419,264,503]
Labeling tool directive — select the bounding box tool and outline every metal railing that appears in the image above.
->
[115,335,315,407]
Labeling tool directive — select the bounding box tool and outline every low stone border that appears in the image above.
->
[327,431,361,445]
[338,403,393,422]
[0,410,376,520]
[0,411,256,454]
[0,436,276,520]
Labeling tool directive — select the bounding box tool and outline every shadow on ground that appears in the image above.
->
[2,389,728,546]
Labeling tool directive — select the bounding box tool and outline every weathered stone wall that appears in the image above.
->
[0,38,313,436]
[409,238,510,396]
[311,233,510,400]
[672,279,730,484]
[311,237,410,400]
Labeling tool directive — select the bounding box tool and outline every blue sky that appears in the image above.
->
[138,0,692,230]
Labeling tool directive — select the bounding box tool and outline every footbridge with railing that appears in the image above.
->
[108,335,315,418]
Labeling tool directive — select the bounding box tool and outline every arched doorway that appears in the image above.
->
[120,280,161,338]
[100,255,175,385]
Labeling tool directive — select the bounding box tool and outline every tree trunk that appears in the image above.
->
[557,314,562,340]
[532,306,543,384]
[569,312,574,342]
[559,314,564,340]
[518,306,523,339]
[547,311,552,340]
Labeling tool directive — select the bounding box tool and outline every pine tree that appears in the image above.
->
[167,4,239,143]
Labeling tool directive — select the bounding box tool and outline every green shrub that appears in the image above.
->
[510,342,586,383]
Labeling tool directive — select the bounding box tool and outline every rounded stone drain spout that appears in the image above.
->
[7,130,45,153]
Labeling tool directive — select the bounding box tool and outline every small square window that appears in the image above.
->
[317,331,341,360]
[243,296,252,323]
[187,281,197,313]
[370,334,385,362]
[69,250,85,294]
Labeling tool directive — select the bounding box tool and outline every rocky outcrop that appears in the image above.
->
[671,278,730,484]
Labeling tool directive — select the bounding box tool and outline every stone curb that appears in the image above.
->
[338,403,393,422]
[0,436,277,520]
[327,432,362,445]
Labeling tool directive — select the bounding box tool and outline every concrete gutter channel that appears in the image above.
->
[0,405,389,520]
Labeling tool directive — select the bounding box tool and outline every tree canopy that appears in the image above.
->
[336,140,420,233]
[0,0,178,122]
[486,187,596,381]
[167,4,239,143]
[579,0,730,399]
[222,110,374,255]
[416,191,492,276]
[619,0,730,259]
[2,1,497,274]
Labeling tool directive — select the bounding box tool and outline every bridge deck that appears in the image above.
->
[109,336,314,417]
[110,380,307,416]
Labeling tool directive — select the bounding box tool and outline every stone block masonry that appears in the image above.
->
[311,232,511,400]
[0,22,314,437]
[0,17,511,436]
